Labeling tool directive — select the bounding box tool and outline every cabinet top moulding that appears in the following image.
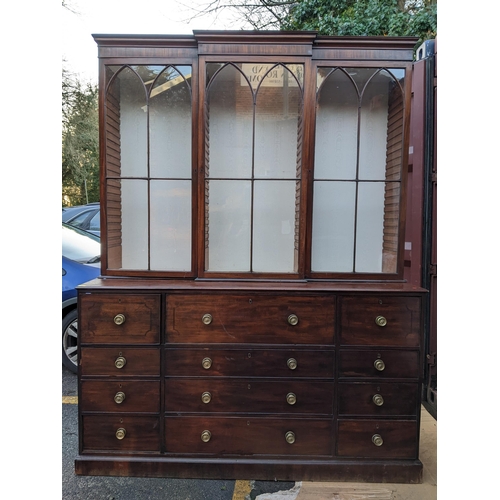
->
[92,31,418,61]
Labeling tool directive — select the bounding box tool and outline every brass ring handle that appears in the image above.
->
[374,359,386,372]
[114,314,126,325]
[287,358,297,370]
[286,392,297,405]
[202,357,212,370]
[285,431,296,444]
[201,391,212,404]
[375,315,387,327]
[115,356,127,369]
[372,434,384,446]
[287,314,299,326]
[114,391,126,404]
[372,394,385,406]
[116,428,126,440]
[202,314,213,325]
[201,430,211,442]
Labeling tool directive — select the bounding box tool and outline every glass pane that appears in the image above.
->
[311,181,356,272]
[150,66,192,178]
[207,64,253,179]
[206,180,251,271]
[106,67,148,178]
[121,179,148,270]
[355,182,386,272]
[315,69,358,180]
[359,69,404,180]
[254,66,302,179]
[88,212,100,232]
[253,181,298,273]
[150,180,191,271]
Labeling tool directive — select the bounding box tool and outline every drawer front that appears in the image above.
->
[80,294,160,344]
[165,416,333,456]
[166,294,335,344]
[338,382,418,417]
[164,379,334,415]
[339,350,419,379]
[81,415,160,452]
[80,347,160,376]
[80,380,160,413]
[337,419,418,458]
[165,348,334,378]
[340,296,421,347]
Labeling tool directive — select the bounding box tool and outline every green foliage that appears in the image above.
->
[62,65,99,207]
[283,0,437,43]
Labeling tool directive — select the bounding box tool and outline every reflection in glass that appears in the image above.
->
[315,69,358,180]
[254,66,301,179]
[150,180,191,271]
[106,67,148,178]
[207,180,252,271]
[105,64,193,273]
[205,63,303,274]
[253,181,298,273]
[207,64,253,179]
[150,67,192,179]
[120,179,148,270]
[312,67,405,274]
[312,181,356,272]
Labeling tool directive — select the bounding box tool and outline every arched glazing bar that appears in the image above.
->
[204,62,304,274]
[103,64,193,272]
[311,66,405,275]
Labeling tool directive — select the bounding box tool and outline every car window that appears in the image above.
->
[68,211,92,228]
[62,224,100,263]
[89,211,100,231]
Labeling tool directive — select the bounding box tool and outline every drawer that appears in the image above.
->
[80,380,160,413]
[338,382,418,417]
[81,415,160,452]
[166,294,335,344]
[337,419,418,459]
[165,416,333,456]
[340,296,421,347]
[339,350,419,379]
[164,379,334,415]
[80,347,160,376]
[165,348,334,378]
[80,293,160,344]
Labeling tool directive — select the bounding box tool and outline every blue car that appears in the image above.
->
[62,223,101,373]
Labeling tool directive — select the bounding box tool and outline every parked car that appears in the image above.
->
[62,202,101,236]
[62,223,101,373]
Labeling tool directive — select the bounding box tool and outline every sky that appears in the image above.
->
[62,0,241,83]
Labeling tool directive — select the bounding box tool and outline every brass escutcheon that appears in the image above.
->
[288,314,299,326]
[114,313,126,325]
[287,358,297,370]
[202,357,212,369]
[375,315,387,327]
[115,356,127,369]
[372,434,384,446]
[374,359,386,372]
[114,391,126,404]
[115,428,126,440]
[202,313,213,325]
[201,391,212,404]
[286,392,297,405]
[201,430,211,442]
[285,431,296,444]
[372,394,384,406]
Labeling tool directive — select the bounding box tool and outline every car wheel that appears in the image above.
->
[62,308,78,373]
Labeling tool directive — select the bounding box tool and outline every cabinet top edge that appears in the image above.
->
[92,31,419,52]
[77,278,427,294]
